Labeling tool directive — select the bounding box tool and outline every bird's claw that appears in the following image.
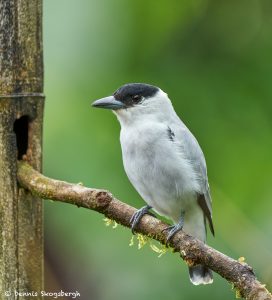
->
[162,224,183,244]
[162,213,184,244]
[130,205,155,234]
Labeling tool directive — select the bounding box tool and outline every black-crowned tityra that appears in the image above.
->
[92,83,214,285]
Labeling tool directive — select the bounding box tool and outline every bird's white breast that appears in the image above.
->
[120,120,201,222]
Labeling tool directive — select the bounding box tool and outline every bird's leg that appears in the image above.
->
[162,211,185,244]
[130,205,156,234]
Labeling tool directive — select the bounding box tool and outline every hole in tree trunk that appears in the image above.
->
[13,115,29,159]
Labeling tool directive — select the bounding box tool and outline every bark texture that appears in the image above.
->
[0,1,44,298]
[17,161,272,300]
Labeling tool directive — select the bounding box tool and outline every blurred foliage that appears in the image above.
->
[43,0,272,299]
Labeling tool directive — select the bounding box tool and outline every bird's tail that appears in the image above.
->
[188,265,213,285]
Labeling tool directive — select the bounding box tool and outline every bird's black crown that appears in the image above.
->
[113,83,159,107]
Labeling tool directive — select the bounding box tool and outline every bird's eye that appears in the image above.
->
[132,95,141,101]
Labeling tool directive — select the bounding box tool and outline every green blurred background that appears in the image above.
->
[43,0,272,299]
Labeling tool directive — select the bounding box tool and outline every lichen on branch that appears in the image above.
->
[17,160,272,300]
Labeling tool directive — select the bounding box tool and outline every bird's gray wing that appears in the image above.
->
[170,120,214,235]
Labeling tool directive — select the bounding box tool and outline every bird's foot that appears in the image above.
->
[162,213,184,244]
[130,205,155,234]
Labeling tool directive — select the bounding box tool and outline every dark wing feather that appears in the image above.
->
[197,193,215,236]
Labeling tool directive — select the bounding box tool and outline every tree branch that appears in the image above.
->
[17,160,271,300]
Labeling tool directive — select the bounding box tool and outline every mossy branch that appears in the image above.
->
[17,160,272,300]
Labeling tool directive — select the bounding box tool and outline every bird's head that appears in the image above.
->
[92,83,173,125]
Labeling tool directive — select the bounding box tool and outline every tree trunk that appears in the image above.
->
[0,1,44,299]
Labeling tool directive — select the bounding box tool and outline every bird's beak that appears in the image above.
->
[91,96,125,110]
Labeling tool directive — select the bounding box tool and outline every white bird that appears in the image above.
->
[92,83,214,285]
